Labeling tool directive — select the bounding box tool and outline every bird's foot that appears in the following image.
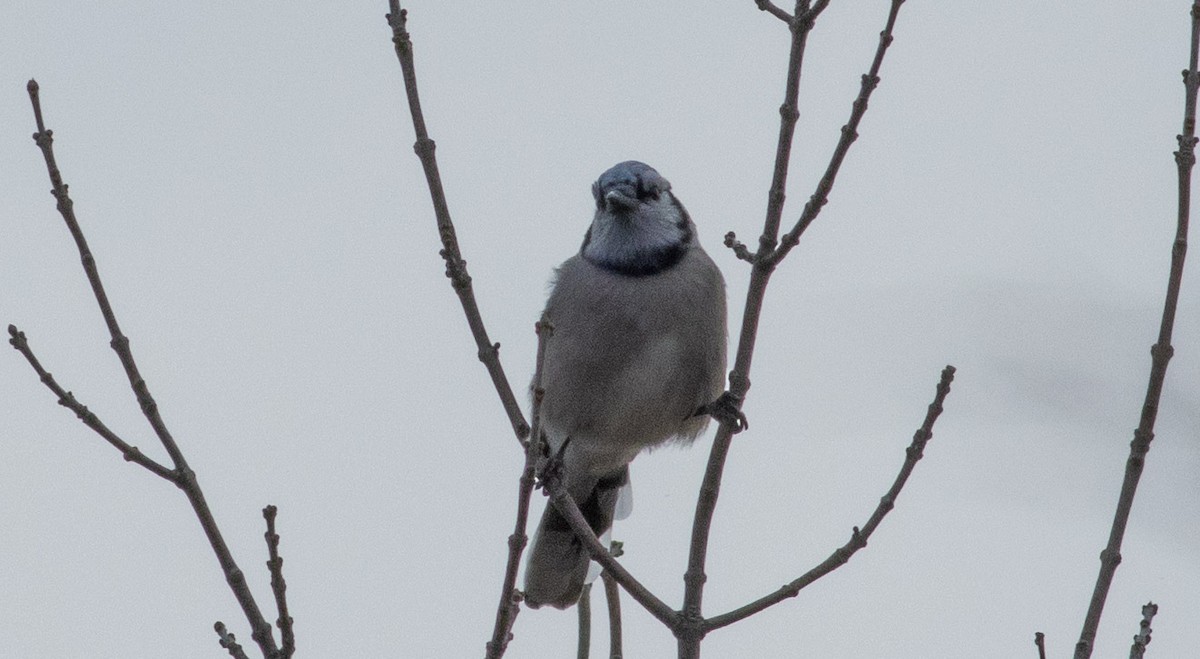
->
[696,391,748,433]
[534,436,571,493]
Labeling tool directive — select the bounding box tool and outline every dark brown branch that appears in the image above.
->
[577,583,592,659]
[755,0,821,255]
[1128,602,1158,659]
[753,0,793,24]
[679,3,910,656]
[486,318,552,659]
[23,80,279,658]
[1073,4,1199,657]
[7,325,175,482]
[722,231,756,263]
[703,366,955,632]
[542,471,679,629]
[263,506,295,658]
[385,2,529,448]
[215,622,252,659]
[1035,632,1048,659]
[767,0,906,267]
[601,542,624,659]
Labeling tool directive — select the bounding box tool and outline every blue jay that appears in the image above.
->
[523,161,735,609]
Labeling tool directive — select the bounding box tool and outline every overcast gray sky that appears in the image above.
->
[1,2,1197,657]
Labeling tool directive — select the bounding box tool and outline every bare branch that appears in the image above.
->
[577,583,592,659]
[768,0,906,267]
[1036,632,1048,659]
[753,0,793,25]
[680,4,911,655]
[1073,3,1199,656]
[601,542,624,659]
[704,365,955,631]
[486,318,552,659]
[542,471,679,629]
[384,2,529,447]
[22,80,280,658]
[7,325,175,482]
[754,0,823,255]
[263,506,295,658]
[723,231,757,264]
[1129,602,1158,659]
[214,622,251,659]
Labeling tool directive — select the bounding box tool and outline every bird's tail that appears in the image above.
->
[523,468,628,609]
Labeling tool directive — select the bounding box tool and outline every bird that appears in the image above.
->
[523,160,736,609]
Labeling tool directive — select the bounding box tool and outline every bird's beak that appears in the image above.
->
[604,188,638,210]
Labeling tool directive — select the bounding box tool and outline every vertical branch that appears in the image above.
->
[680,3,908,656]
[577,584,592,659]
[1035,632,1048,659]
[25,80,279,659]
[1073,3,1199,657]
[1128,602,1158,659]
[485,318,553,659]
[263,506,295,658]
[385,2,529,446]
[602,573,624,659]
[756,0,824,255]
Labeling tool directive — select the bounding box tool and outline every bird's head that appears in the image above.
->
[582,161,695,276]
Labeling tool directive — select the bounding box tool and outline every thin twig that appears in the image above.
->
[601,542,624,659]
[680,3,910,656]
[1036,632,1048,659]
[704,366,955,631]
[755,0,821,255]
[384,2,529,447]
[1128,602,1158,659]
[577,583,592,659]
[22,80,279,658]
[768,0,906,267]
[486,318,552,659]
[214,622,252,659]
[753,0,793,25]
[263,506,295,658]
[7,325,175,482]
[1073,3,1199,657]
[723,232,756,263]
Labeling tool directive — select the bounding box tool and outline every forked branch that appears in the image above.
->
[17,80,282,659]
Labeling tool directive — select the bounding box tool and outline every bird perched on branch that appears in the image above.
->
[523,160,742,609]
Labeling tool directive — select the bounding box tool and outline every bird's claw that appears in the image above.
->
[534,435,571,493]
[696,391,749,433]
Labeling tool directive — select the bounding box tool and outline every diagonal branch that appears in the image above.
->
[22,80,280,659]
[385,2,529,447]
[486,317,553,659]
[1073,3,1199,657]
[215,622,252,659]
[753,0,793,25]
[704,366,955,632]
[543,472,680,629]
[7,324,175,482]
[26,79,189,471]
